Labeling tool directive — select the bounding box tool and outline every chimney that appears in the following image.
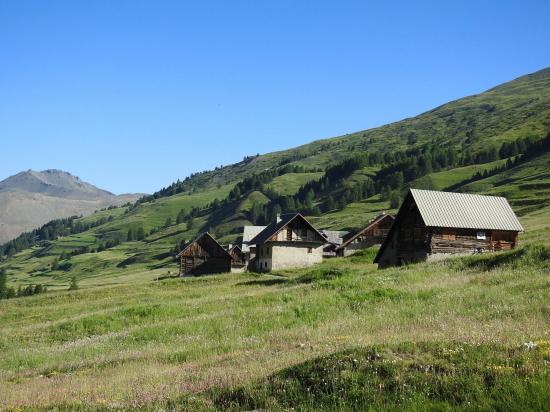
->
[228,243,232,250]
[276,213,282,223]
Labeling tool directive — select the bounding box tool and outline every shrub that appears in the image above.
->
[68,276,79,291]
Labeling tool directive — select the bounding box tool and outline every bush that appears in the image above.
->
[68,276,79,291]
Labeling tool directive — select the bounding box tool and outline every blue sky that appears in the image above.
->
[1,1,549,194]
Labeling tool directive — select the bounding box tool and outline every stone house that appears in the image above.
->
[249,213,326,272]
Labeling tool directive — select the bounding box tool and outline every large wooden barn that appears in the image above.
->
[374,189,523,268]
[249,213,326,272]
[336,214,394,257]
[176,232,232,275]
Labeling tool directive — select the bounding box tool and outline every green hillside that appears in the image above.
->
[1,68,550,410]
[1,68,550,290]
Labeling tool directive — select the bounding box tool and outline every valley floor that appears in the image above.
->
[1,224,549,409]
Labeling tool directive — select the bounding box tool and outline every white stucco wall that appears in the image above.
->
[256,244,323,272]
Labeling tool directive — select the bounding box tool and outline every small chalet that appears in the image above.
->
[374,189,524,268]
[176,232,232,275]
[336,214,394,257]
[227,244,246,271]
[320,230,348,257]
[249,213,326,272]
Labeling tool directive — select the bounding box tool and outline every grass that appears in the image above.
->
[1,237,548,409]
[265,172,324,196]
[211,342,550,411]
[410,159,507,191]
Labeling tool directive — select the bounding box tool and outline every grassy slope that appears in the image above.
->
[0,222,548,409]
[265,172,324,196]
[1,68,550,410]
[176,68,550,193]
[410,159,507,191]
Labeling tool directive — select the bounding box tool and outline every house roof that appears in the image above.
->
[410,189,524,231]
[176,232,232,259]
[320,230,348,245]
[228,244,242,253]
[248,213,325,245]
[241,225,267,252]
[337,214,394,250]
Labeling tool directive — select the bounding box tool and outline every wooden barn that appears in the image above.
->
[249,213,326,272]
[227,244,246,271]
[336,214,394,257]
[176,232,232,275]
[374,189,523,268]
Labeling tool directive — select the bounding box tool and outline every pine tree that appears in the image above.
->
[164,217,172,228]
[250,203,263,224]
[136,227,146,241]
[176,209,187,224]
[326,195,336,211]
[390,191,401,209]
[68,276,79,291]
[127,228,135,241]
[0,268,7,299]
[304,189,315,209]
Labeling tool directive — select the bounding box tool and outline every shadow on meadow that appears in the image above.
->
[452,244,550,272]
[209,341,550,411]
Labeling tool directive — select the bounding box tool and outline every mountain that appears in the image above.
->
[0,169,143,243]
[1,67,549,287]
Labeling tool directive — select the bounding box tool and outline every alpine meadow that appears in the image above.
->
[1,67,550,410]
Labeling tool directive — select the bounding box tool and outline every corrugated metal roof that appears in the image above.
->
[241,225,267,252]
[410,189,524,231]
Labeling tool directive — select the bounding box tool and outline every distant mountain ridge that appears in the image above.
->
[0,169,143,243]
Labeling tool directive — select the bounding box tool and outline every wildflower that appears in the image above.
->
[524,341,537,350]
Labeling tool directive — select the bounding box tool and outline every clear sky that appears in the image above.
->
[1,1,549,194]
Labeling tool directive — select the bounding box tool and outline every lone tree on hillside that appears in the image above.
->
[136,227,146,241]
[68,276,79,291]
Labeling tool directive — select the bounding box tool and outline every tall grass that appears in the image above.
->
[0,244,548,409]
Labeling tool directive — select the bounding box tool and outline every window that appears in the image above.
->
[307,247,312,254]
[477,231,486,240]
[287,228,292,241]
[265,262,268,268]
